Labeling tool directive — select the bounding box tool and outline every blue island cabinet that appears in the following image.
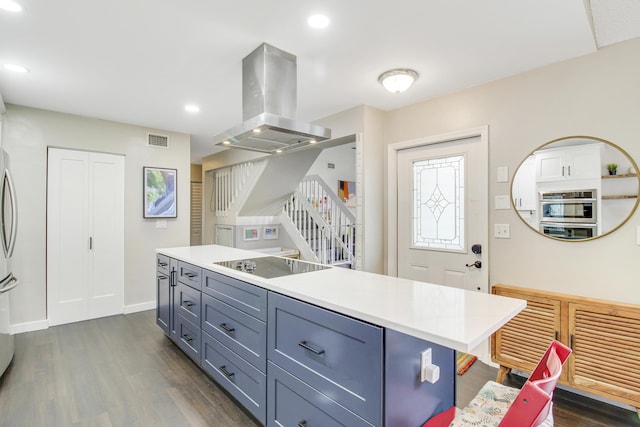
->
[156,255,455,427]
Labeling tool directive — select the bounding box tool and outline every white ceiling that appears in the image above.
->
[0,0,638,164]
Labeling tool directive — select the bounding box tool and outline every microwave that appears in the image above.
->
[539,222,597,240]
[539,189,597,224]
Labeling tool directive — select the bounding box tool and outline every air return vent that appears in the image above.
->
[147,133,169,148]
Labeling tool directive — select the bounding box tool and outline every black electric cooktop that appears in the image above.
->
[213,256,330,279]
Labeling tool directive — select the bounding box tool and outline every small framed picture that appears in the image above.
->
[263,226,279,240]
[143,167,177,218]
[243,227,260,241]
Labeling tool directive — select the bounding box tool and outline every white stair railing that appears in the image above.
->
[283,175,356,267]
[212,162,254,217]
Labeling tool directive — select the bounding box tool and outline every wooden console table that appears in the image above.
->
[492,284,640,417]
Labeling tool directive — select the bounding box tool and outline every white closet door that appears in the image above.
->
[47,148,124,326]
[88,153,124,319]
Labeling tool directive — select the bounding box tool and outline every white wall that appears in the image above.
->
[3,104,190,329]
[307,143,356,195]
[383,37,640,304]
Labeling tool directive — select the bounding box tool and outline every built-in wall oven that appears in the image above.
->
[539,189,598,239]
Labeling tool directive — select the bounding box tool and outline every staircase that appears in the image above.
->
[282,175,356,268]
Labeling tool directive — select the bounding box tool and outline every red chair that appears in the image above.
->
[423,340,572,427]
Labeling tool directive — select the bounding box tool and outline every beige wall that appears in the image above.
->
[383,38,640,304]
[3,104,191,328]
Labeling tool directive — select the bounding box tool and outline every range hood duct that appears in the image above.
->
[213,43,331,154]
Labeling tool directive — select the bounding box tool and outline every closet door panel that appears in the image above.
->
[88,153,124,318]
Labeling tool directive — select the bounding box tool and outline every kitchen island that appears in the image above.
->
[156,245,525,427]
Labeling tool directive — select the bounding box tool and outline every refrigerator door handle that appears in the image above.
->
[0,273,18,293]
[1,169,18,258]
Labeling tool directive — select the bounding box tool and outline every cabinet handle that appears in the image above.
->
[183,334,193,343]
[220,323,235,334]
[158,261,168,267]
[220,365,235,378]
[182,301,194,308]
[184,272,197,278]
[170,270,176,287]
[89,237,93,250]
[562,166,565,176]
[298,421,307,427]
[298,341,325,355]
[568,165,571,176]
[555,330,559,340]
[570,333,574,349]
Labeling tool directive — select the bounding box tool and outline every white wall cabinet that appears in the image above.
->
[535,144,601,182]
[512,156,537,211]
[47,148,124,326]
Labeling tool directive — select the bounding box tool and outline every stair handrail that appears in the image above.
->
[299,175,356,224]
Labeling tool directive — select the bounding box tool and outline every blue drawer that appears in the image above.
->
[201,293,266,373]
[176,314,201,365]
[156,254,171,275]
[201,332,266,425]
[203,270,267,321]
[267,362,373,427]
[176,281,201,326]
[177,261,202,290]
[268,292,383,426]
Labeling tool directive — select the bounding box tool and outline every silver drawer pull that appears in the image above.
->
[220,365,235,378]
[182,301,194,308]
[158,261,168,267]
[220,323,235,334]
[298,421,307,427]
[183,334,193,343]
[298,341,325,355]
[184,272,197,278]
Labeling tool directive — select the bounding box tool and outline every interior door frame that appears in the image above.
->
[386,126,489,277]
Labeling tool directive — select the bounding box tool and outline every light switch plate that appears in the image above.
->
[496,166,509,183]
[494,224,510,238]
[155,219,168,229]
[495,195,510,210]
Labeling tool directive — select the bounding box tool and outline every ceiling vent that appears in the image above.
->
[147,133,169,148]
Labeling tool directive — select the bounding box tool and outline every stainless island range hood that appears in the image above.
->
[213,43,331,154]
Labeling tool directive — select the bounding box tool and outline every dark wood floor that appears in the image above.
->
[0,310,637,426]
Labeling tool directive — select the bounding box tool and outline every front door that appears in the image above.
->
[395,130,488,292]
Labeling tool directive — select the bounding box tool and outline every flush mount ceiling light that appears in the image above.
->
[378,68,418,93]
[184,104,200,113]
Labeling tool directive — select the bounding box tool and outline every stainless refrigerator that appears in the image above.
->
[0,149,18,378]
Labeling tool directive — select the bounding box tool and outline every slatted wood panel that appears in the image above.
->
[569,302,640,407]
[492,289,561,373]
[190,181,202,245]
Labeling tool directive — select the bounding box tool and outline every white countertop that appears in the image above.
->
[157,245,525,353]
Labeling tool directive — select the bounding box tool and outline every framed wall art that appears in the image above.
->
[243,227,260,241]
[143,166,177,218]
[263,226,279,240]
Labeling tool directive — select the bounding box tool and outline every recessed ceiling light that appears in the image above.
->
[222,140,231,145]
[184,104,200,113]
[309,140,317,144]
[3,63,28,73]
[252,128,261,133]
[0,0,22,12]
[275,149,283,153]
[308,14,330,29]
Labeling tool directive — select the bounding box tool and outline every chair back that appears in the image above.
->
[499,340,572,427]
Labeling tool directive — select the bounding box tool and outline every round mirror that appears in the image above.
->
[511,136,640,241]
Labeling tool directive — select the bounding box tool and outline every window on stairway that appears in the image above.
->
[412,154,465,251]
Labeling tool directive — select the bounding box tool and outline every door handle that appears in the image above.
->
[465,260,482,269]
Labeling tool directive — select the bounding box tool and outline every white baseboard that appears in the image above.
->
[11,319,49,334]
[123,301,155,314]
